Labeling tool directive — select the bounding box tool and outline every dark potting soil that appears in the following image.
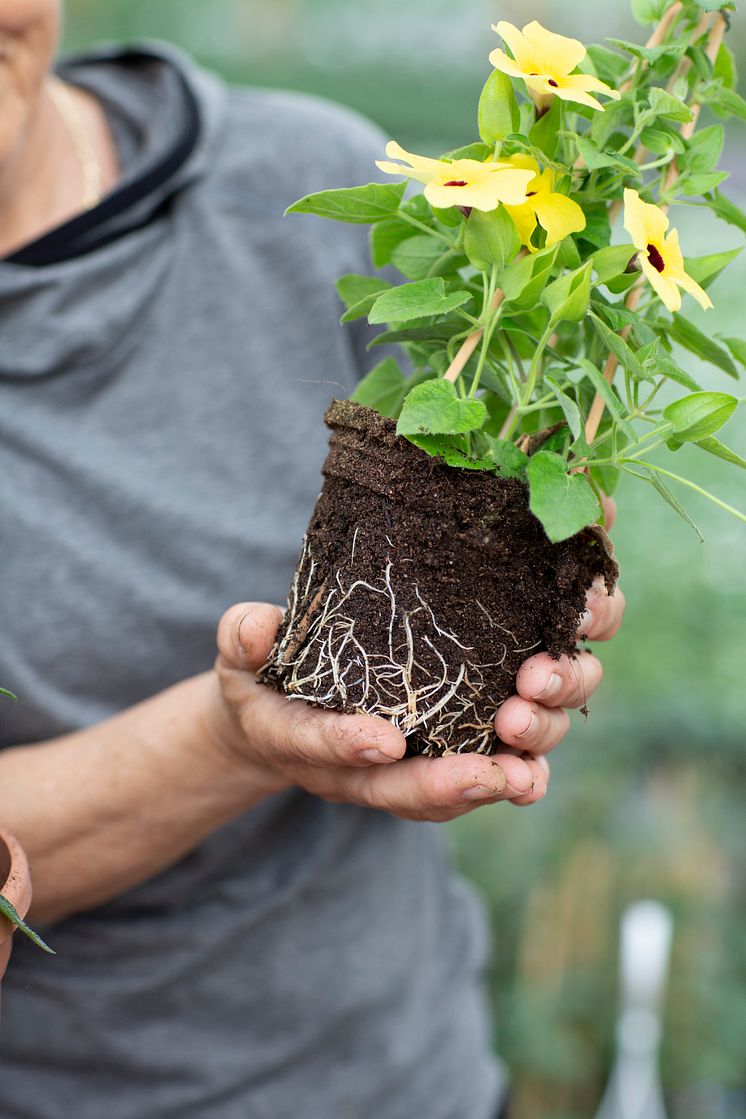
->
[261,400,618,756]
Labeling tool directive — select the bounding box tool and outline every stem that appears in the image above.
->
[633,460,746,524]
[469,266,500,397]
[398,210,454,247]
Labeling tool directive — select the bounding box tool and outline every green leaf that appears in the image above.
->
[592,245,637,285]
[368,279,471,325]
[631,0,668,23]
[576,136,642,176]
[527,451,601,543]
[578,203,612,249]
[682,124,725,174]
[0,894,55,955]
[692,0,729,10]
[643,346,704,392]
[639,125,686,156]
[668,314,739,379]
[694,435,746,469]
[464,207,520,273]
[684,248,741,288]
[529,98,563,160]
[677,171,729,196]
[708,190,746,235]
[370,218,414,268]
[0,688,16,700]
[408,433,493,470]
[484,437,530,480]
[397,379,487,437]
[586,44,629,84]
[637,467,703,541]
[589,312,649,382]
[545,376,582,441]
[663,390,738,444]
[336,274,391,310]
[719,336,746,370]
[478,70,520,145]
[367,323,456,349]
[606,38,686,64]
[286,181,406,224]
[441,142,493,163]
[576,358,637,442]
[350,358,409,418]
[648,86,693,123]
[498,244,559,306]
[591,463,622,497]
[542,261,592,327]
[390,236,456,281]
[714,43,738,91]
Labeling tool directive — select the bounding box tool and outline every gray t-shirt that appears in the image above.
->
[0,45,504,1118]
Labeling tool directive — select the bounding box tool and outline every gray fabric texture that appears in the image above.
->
[0,45,504,1118]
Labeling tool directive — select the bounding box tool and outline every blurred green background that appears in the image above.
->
[63,2,746,1115]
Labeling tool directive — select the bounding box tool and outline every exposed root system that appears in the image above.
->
[260,400,617,757]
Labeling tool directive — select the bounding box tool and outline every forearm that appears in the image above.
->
[0,672,274,925]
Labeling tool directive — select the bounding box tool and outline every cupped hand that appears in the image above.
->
[213,501,623,822]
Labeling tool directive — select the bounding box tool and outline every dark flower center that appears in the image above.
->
[527,191,537,198]
[548,79,559,88]
[647,243,666,273]
[444,180,468,187]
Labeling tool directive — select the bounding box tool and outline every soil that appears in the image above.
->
[260,400,618,757]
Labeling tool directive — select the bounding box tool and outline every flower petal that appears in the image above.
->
[486,167,535,206]
[384,141,444,175]
[641,258,682,312]
[375,160,430,186]
[623,189,669,254]
[559,73,621,100]
[492,21,534,71]
[662,226,685,272]
[424,181,494,212]
[673,268,714,311]
[535,192,587,246]
[504,200,540,249]
[488,47,530,81]
[521,20,586,76]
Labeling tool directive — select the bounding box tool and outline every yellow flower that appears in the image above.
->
[490,21,621,112]
[502,155,586,251]
[623,189,713,313]
[375,141,533,213]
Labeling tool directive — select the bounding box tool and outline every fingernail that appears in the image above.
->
[359,748,397,765]
[533,672,562,701]
[462,784,502,802]
[516,712,538,739]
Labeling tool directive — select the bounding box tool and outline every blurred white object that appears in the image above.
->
[593,901,674,1119]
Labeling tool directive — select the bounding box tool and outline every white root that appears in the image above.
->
[263,536,540,756]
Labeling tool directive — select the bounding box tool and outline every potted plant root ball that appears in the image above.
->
[261,2,746,756]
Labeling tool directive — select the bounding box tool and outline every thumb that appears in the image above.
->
[216,602,284,672]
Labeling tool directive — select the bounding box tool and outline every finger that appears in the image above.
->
[494,695,570,756]
[510,755,550,808]
[231,677,408,769]
[601,495,617,531]
[343,751,537,819]
[515,650,603,709]
[216,602,284,671]
[578,578,626,642]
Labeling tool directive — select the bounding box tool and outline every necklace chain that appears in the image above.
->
[47,76,103,211]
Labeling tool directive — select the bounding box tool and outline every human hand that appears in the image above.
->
[213,503,623,821]
[493,497,625,805]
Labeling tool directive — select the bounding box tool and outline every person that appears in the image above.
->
[0,3,625,1117]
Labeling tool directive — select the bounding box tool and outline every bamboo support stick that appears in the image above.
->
[444,289,504,383]
[584,8,727,446]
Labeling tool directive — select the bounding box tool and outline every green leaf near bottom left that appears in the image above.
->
[397,379,487,437]
[0,894,55,955]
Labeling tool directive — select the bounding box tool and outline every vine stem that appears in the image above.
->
[584,7,728,447]
[444,288,504,383]
[632,460,746,524]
